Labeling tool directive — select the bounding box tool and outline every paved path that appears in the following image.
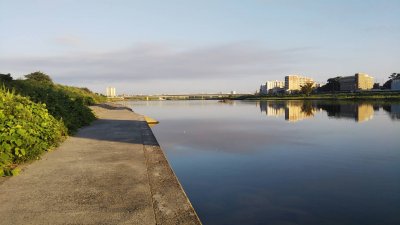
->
[0,104,201,225]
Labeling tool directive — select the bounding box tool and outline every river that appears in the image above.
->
[123,100,400,225]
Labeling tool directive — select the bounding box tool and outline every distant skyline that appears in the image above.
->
[1,0,399,94]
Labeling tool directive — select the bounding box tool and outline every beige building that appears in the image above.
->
[285,75,315,92]
[339,73,374,91]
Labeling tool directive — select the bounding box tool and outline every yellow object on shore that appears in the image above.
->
[144,116,159,125]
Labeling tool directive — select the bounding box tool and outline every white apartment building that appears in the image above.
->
[260,80,285,94]
[106,87,116,97]
[266,80,285,92]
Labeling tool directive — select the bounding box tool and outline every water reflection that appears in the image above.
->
[259,101,399,122]
[125,100,400,225]
[383,104,400,120]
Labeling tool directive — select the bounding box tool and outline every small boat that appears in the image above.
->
[218,99,234,103]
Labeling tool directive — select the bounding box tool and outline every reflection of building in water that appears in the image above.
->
[259,101,285,117]
[357,104,374,122]
[383,104,400,120]
[319,103,374,122]
[266,104,285,117]
[259,101,316,122]
[285,101,317,122]
[260,101,380,123]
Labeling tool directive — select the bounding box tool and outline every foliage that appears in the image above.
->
[0,72,107,134]
[0,72,106,176]
[300,82,315,96]
[383,73,400,89]
[301,101,315,116]
[0,87,66,176]
[0,73,13,82]
[389,73,400,80]
[318,76,341,92]
[54,84,107,106]
[25,71,53,84]
[3,80,98,134]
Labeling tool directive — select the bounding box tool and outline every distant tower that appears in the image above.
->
[106,87,116,97]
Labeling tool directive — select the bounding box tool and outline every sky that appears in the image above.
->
[0,0,399,94]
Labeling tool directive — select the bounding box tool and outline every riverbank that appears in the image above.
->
[0,103,201,225]
[106,91,400,102]
[239,91,400,101]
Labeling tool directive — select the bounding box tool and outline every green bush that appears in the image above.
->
[0,88,67,176]
[3,79,101,134]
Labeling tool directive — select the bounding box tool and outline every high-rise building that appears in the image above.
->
[106,87,116,97]
[339,73,374,91]
[266,80,285,94]
[260,80,285,94]
[284,75,315,92]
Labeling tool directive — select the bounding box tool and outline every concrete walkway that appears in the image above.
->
[0,104,201,225]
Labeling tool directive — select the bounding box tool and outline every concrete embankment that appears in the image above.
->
[0,103,201,225]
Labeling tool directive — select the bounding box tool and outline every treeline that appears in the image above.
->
[0,71,106,176]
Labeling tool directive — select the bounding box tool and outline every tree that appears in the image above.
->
[383,73,400,89]
[300,82,315,96]
[0,73,13,82]
[25,71,53,84]
[318,76,341,92]
[389,73,400,80]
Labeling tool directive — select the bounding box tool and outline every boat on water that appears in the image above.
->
[218,99,234,103]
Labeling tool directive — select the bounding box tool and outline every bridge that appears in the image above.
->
[121,93,249,100]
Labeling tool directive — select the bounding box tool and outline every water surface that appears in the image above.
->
[124,100,400,225]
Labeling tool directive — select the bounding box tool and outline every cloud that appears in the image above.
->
[53,35,82,46]
[0,42,317,93]
[0,42,311,83]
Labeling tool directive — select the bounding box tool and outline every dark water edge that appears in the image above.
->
[123,100,400,225]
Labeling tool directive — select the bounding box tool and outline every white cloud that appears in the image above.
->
[53,35,82,46]
[0,42,312,93]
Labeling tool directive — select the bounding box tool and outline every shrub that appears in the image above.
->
[25,71,53,84]
[0,88,66,176]
[3,80,99,134]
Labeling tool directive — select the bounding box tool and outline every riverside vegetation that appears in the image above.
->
[0,72,106,176]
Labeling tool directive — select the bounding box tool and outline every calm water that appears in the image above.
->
[123,100,400,225]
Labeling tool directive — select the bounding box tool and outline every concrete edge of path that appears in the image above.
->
[103,103,203,225]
